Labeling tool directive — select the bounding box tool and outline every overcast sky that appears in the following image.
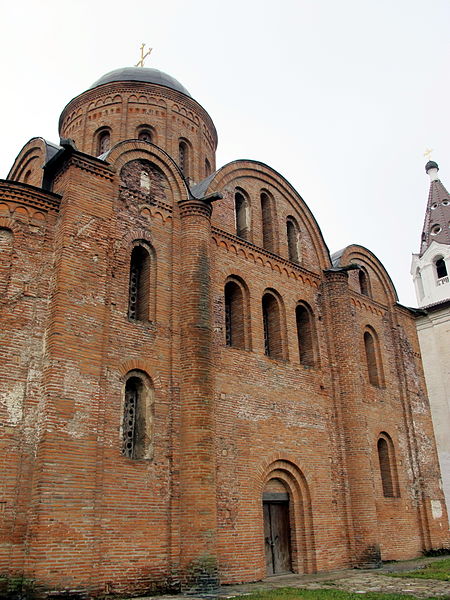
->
[1,0,449,306]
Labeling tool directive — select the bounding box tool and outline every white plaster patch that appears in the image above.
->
[431,499,442,519]
[65,411,89,439]
[0,383,24,425]
[234,393,325,430]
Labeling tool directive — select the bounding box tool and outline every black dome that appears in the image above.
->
[425,160,439,173]
[89,67,191,97]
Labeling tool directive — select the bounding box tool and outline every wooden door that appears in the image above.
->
[263,501,292,575]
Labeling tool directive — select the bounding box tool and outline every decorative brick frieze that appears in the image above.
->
[0,179,61,212]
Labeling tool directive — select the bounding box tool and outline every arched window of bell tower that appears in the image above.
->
[435,256,448,279]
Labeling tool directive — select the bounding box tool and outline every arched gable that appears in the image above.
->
[105,139,188,204]
[7,137,62,187]
[333,244,398,305]
[199,160,331,271]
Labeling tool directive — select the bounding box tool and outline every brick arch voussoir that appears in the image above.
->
[377,430,396,445]
[118,360,155,386]
[122,228,154,249]
[258,457,312,508]
[223,270,252,290]
[258,457,304,484]
[8,139,48,182]
[340,245,398,304]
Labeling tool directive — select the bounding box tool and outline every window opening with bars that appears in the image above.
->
[122,382,138,458]
[128,245,151,322]
[225,298,232,346]
[224,280,246,349]
[263,303,270,356]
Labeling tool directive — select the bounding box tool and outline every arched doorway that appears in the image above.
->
[260,459,316,576]
[263,478,292,575]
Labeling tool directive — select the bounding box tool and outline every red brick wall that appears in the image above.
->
[0,182,60,580]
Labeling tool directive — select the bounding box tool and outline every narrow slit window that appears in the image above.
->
[377,434,399,498]
[261,192,275,252]
[122,377,139,458]
[235,192,249,240]
[122,373,153,460]
[97,130,110,155]
[364,329,383,387]
[296,304,316,366]
[286,218,300,262]
[262,293,284,360]
[358,268,371,296]
[128,245,151,321]
[224,280,246,349]
[179,140,189,177]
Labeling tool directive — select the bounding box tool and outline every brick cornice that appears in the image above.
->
[53,154,114,182]
[0,179,61,212]
[179,198,212,219]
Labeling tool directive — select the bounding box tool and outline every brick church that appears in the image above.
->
[0,66,448,597]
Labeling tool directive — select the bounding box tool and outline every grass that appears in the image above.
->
[386,557,450,581]
[229,588,445,600]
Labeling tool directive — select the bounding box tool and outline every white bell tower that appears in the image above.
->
[411,160,450,527]
[411,161,450,307]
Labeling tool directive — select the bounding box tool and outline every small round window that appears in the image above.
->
[431,225,442,235]
[431,202,438,210]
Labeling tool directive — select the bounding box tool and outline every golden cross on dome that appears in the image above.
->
[423,148,434,159]
[135,43,153,67]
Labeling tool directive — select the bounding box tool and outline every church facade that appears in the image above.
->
[0,67,448,597]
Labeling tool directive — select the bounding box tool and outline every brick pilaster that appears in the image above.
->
[323,269,381,567]
[178,197,218,592]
